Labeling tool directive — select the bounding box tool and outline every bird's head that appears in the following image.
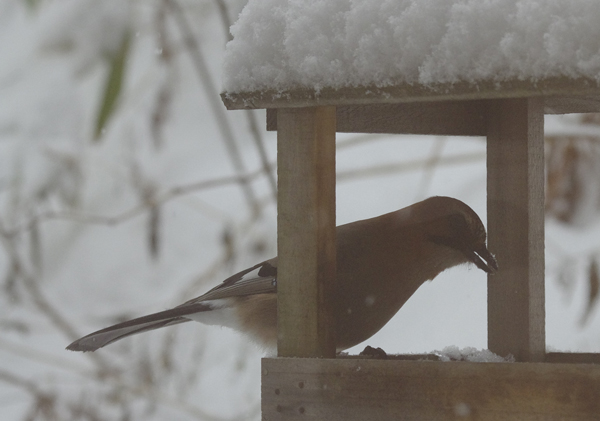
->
[412,197,498,274]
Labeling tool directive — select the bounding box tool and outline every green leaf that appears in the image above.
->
[24,0,40,11]
[94,30,131,141]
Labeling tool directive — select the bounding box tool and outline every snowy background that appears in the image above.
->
[1,0,600,420]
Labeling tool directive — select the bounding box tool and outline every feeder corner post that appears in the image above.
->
[276,106,337,359]
[486,97,546,362]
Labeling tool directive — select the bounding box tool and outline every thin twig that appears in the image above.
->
[213,0,233,42]
[0,230,113,371]
[175,198,275,301]
[337,152,486,182]
[210,0,278,200]
[0,337,91,375]
[0,169,264,238]
[246,110,277,201]
[0,153,485,238]
[414,137,447,201]
[19,268,112,370]
[164,0,261,216]
[176,245,233,302]
[336,133,387,150]
[0,369,40,393]
[0,370,59,420]
[0,359,256,421]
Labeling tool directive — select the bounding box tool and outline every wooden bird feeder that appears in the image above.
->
[220,5,600,419]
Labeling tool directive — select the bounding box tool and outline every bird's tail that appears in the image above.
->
[66,302,211,352]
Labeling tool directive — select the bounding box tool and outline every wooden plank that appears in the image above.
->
[267,101,488,136]
[277,107,337,358]
[341,352,600,364]
[339,353,600,364]
[342,352,600,364]
[546,352,600,364]
[262,358,600,420]
[340,354,442,361]
[222,76,600,110]
[267,99,600,136]
[486,98,545,362]
[545,96,600,114]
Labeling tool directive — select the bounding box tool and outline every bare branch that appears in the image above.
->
[19,268,113,371]
[0,153,487,239]
[0,231,114,372]
[414,137,447,201]
[164,0,261,216]
[0,336,91,375]
[337,151,486,182]
[0,169,265,238]
[213,0,233,42]
[580,257,600,326]
[0,368,40,393]
[0,369,58,421]
[209,0,278,199]
[151,1,175,150]
[246,110,278,201]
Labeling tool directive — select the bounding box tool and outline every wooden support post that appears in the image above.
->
[277,106,337,358]
[487,98,545,362]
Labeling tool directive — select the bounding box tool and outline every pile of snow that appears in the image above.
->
[434,346,515,362]
[223,0,600,93]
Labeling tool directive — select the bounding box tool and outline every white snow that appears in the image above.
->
[434,345,514,362]
[223,0,600,93]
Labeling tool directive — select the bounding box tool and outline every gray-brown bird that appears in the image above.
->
[67,196,497,353]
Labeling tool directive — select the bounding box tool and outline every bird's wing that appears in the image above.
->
[67,258,278,352]
[179,258,278,305]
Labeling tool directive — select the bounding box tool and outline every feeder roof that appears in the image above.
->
[221,0,600,110]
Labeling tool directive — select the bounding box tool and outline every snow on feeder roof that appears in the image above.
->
[221,0,600,109]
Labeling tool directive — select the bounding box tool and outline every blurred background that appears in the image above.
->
[1,0,600,419]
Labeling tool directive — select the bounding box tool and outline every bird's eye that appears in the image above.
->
[429,235,456,249]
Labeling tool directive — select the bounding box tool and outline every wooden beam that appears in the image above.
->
[222,76,600,111]
[277,107,337,358]
[545,96,600,114]
[486,98,545,362]
[337,353,600,364]
[267,101,488,136]
[546,352,600,365]
[262,358,600,420]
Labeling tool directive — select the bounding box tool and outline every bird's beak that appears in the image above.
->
[467,243,498,274]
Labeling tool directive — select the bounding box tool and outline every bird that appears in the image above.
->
[66,196,497,353]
